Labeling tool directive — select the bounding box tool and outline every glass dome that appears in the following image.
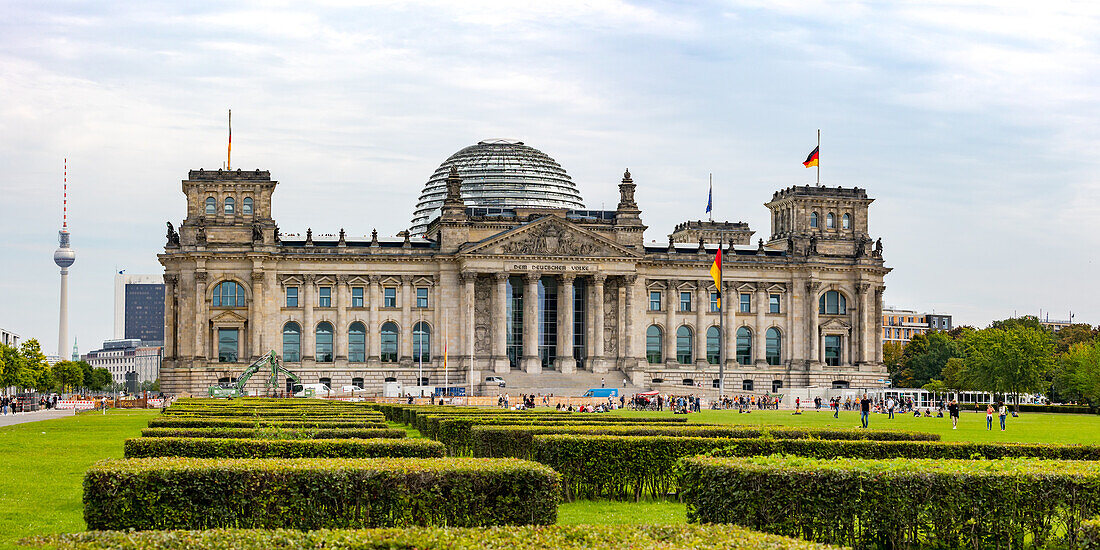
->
[409,139,585,235]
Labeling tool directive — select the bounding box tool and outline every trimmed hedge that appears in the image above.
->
[140,427,407,439]
[84,457,559,530]
[23,525,842,550]
[147,418,387,429]
[1081,519,1100,549]
[415,412,684,436]
[536,435,1100,501]
[1016,403,1095,414]
[681,456,1100,549]
[473,424,940,460]
[124,437,444,459]
[427,417,690,454]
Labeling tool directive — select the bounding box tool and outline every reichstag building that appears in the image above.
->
[159,139,890,396]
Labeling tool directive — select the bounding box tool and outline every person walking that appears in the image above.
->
[859,393,871,429]
[985,404,994,430]
[886,396,895,419]
[998,402,1008,431]
[600,378,605,388]
[832,397,839,418]
[948,399,960,429]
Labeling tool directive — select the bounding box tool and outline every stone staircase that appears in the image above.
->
[481,369,633,396]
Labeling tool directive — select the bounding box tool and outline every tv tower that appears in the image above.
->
[53,159,76,358]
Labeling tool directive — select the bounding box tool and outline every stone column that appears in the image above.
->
[194,271,207,359]
[557,274,577,374]
[622,275,638,370]
[754,286,767,367]
[400,275,412,364]
[335,275,348,362]
[591,274,606,373]
[492,273,509,373]
[522,272,542,373]
[806,281,821,366]
[264,271,277,355]
[695,284,707,368]
[302,274,315,362]
[875,286,886,364]
[367,275,380,367]
[665,280,677,366]
[250,271,264,360]
[163,275,177,359]
[432,274,442,366]
[462,271,476,370]
[723,281,735,369]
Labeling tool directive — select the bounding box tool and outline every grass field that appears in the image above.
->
[2,407,1098,548]
[0,409,158,548]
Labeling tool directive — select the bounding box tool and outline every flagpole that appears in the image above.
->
[718,243,725,403]
[708,173,713,222]
[418,307,424,398]
[816,128,820,186]
[227,109,232,171]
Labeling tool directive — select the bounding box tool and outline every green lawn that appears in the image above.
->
[609,408,1100,444]
[0,409,158,548]
[4,407,1099,547]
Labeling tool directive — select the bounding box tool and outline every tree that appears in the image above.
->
[1055,324,1099,355]
[990,316,1046,332]
[87,368,112,392]
[0,343,23,389]
[50,361,85,392]
[960,326,1054,409]
[1053,340,1100,407]
[884,341,907,385]
[941,357,970,391]
[16,339,50,392]
[900,332,961,388]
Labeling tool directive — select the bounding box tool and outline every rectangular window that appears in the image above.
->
[218,328,238,363]
[416,287,429,308]
[740,293,751,313]
[285,287,298,308]
[710,292,719,312]
[769,294,780,314]
[649,291,661,311]
[679,291,691,312]
[384,287,396,308]
[351,287,363,308]
[824,335,841,366]
[318,287,331,307]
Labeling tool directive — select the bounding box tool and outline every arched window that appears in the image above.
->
[348,322,366,363]
[380,321,399,363]
[842,213,850,229]
[205,197,217,215]
[810,211,818,228]
[646,325,663,364]
[243,197,253,215]
[766,328,782,366]
[413,321,431,363]
[826,212,835,228]
[224,197,235,215]
[706,326,721,365]
[736,327,752,365]
[676,326,693,364]
[818,290,847,315]
[211,281,245,307]
[316,322,334,362]
[282,322,301,362]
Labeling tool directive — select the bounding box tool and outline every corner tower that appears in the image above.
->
[765,185,875,257]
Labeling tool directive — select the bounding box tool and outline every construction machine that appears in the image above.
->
[207,351,303,398]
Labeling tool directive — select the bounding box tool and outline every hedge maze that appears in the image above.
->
[32,397,1100,549]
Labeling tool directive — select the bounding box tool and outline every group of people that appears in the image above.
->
[0,395,60,414]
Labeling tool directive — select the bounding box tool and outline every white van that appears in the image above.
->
[293,383,332,398]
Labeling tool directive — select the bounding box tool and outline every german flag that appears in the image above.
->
[803,146,819,168]
[710,247,722,309]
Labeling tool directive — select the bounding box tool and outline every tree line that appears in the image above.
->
[1,339,113,393]
[885,316,1100,408]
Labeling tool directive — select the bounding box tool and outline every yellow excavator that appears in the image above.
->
[207,350,303,398]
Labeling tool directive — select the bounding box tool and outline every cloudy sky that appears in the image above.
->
[1,1,1098,356]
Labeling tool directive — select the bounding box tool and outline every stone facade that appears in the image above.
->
[159,167,891,396]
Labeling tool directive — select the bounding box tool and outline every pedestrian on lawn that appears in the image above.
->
[948,399,960,429]
[859,393,871,429]
[998,402,1008,431]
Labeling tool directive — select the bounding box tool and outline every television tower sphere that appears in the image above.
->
[54,231,76,268]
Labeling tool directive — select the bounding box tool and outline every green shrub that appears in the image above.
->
[83,457,559,530]
[680,456,1100,549]
[1080,519,1100,549]
[140,427,406,439]
[147,418,387,429]
[473,424,940,460]
[415,412,684,437]
[24,525,841,550]
[124,437,444,459]
[537,435,1100,501]
[1016,403,1095,414]
[428,417,689,454]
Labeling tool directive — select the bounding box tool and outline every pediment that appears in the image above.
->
[820,317,852,331]
[280,275,303,286]
[766,283,787,293]
[211,310,249,323]
[459,216,640,259]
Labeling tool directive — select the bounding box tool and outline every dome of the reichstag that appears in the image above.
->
[409,139,586,235]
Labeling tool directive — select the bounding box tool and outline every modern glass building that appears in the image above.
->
[409,139,585,236]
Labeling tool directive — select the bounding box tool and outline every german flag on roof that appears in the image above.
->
[803,146,819,168]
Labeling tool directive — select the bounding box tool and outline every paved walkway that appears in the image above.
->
[0,408,75,427]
